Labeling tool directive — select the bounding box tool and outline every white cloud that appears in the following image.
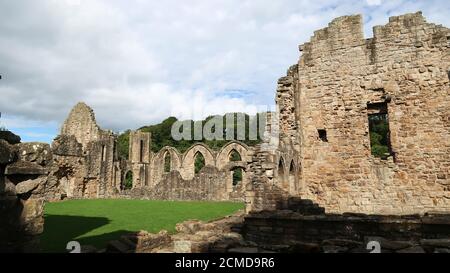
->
[0,0,449,139]
[366,0,382,6]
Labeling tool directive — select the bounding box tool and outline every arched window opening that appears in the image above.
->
[229,149,241,162]
[194,152,205,174]
[164,152,171,173]
[278,158,285,179]
[124,171,133,190]
[289,160,295,175]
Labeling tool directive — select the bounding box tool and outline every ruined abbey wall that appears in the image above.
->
[274,12,450,214]
[48,103,119,200]
[126,133,252,202]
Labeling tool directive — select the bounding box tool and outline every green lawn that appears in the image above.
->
[41,199,244,253]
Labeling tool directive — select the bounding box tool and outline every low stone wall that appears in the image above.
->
[241,210,450,253]
[121,166,245,202]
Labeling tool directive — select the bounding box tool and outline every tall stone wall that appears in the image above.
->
[274,12,450,214]
[47,103,120,200]
[61,102,101,150]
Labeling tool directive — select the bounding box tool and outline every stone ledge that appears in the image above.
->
[5,161,48,176]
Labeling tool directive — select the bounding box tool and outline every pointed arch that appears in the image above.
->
[216,141,249,171]
[194,151,205,174]
[181,143,215,179]
[277,157,288,191]
[229,149,242,162]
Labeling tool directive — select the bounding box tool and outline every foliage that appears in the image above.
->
[194,152,205,174]
[368,114,391,159]
[229,150,241,161]
[123,172,133,190]
[232,168,243,186]
[164,153,171,173]
[41,199,244,252]
[117,113,264,160]
[117,130,130,159]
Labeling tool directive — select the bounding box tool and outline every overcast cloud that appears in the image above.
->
[0,0,449,142]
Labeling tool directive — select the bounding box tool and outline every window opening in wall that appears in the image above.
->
[194,152,205,174]
[232,168,243,186]
[101,145,106,162]
[164,152,171,173]
[124,171,133,190]
[229,149,241,162]
[367,102,393,160]
[278,158,285,180]
[318,129,328,142]
[139,140,144,162]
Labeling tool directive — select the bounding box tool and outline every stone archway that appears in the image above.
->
[181,144,215,179]
[151,146,182,186]
[277,157,288,191]
[216,141,249,171]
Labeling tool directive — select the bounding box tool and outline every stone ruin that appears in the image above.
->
[248,11,450,215]
[1,11,449,253]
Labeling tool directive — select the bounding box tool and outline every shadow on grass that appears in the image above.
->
[41,215,131,253]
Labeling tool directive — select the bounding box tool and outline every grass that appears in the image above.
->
[41,199,244,253]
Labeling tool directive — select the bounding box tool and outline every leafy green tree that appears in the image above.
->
[232,168,243,186]
[116,113,264,160]
[194,152,205,174]
[124,172,133,190]
[368,114,391,159]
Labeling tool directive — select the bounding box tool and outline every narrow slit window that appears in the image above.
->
[367,102,393,159]
[164,152,171,173]
[101,145,106,162]
[139,140,144,162]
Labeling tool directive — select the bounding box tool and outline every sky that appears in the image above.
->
[0,0,449,143]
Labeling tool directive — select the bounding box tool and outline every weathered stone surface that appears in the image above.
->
[420,239,450,248]
[61,102,101,149]
[173,240,192,253]
[176,220,205,234]
[17,143,52,166]
[228,247,259,253]
[364,237,414,250]
[5,161,47,176]
[109,230,174,253]
[15,179,41,195]
[51,135,83,156]
[241,210,450,253]
[265,11,450,215]
[0,131,21,144]
[396,246,426,253]
[0,140,17,165]
[20,198,45,235]
[434,248,450,253]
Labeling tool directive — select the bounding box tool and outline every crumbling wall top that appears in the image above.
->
[61,102,101,149]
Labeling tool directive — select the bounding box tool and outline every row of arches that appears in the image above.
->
[145,141,250,189]
[277,157,300,194]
